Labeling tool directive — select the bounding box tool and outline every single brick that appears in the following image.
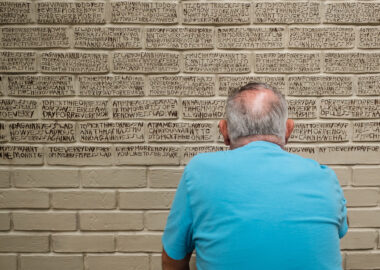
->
[147,122,214,142]
[13,169,79,188]
[343,188,379,207]
[287,99,318,119]
[0,235,49,252]
[318,145,380,165]
[358,76,380,96]
[217,27,285,49]
[325,3,380,24]
[0,213,10,230]
[218,76,286,96]
[290,122,349,142]
[353,121,380,142]
[284,147,318,160]
[119,191,175,209]
[149,168,183,188]
[52,235,114,252]
[183,2,250,24]
[289,27,354,49]
[74,27,141,49]
[37,2,105,24]
[353,167,380,186]
[117,234,162,252]
[182,146,228,165]
[80,122,144,143]
[182,99,226,119]
[112,99,178,120]
[8,75,75,97]
[0,27,69,48]
[20,255,83,270]
[42,99,108,120]
[144,211,169,231]
[79,75,144,97]
[359,28,380,49]
[253,2,320,24]
[13,212,77,231]
[113,52,179,73]
[320,99,380,119]
[0,99,38,120]
[0,145,44,165]
[41,52,109,73]
[80,168,146,188]
[346,252,380,269]
[9,122,75,143]
[148,75,215,97]
[184,52,250,74]
[0,170,10,188]
[80,212,144,231]
[115,145,180,165]
[146,27,213,49]
[0,51,36,73]
[0,190,49,209]
[330,166,351,186]
[0,1,32,24]
[255,53,320,73]
[111,1,177,24]
[288,76,353,96]
[340,230,378,250]
[325,53,380,73]
[0,255,16,270]
[86,255,149,270]
[52,191,116,209]
[348,209,380,227]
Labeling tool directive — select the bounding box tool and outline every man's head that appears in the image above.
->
[219,82,294,149]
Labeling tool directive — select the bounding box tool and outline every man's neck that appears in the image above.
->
[230,135,284,150]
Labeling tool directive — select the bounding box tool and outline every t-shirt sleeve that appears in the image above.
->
[338,196,348,239]
[162,170,195,260]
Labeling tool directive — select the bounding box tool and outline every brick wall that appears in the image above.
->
[0,1,380,269]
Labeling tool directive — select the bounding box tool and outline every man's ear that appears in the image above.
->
[218,119,230,146]
[285,119,294,144]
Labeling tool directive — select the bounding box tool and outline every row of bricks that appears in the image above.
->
[0,120,379,143]
[0,166,379,188]
[0,253,190,270]
[1,26,380,49]
[1,252,380,270]
[1,144,380,165]
[0,229,379,252]
[1,98,380,120]
[0,188,379,209]
[3,51,380,74]
[2,2,380,25]
[1,75,379,97]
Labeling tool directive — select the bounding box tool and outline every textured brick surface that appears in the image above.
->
[1,1,379,269]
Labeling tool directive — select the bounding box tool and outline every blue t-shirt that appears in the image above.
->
[163,141,348,270]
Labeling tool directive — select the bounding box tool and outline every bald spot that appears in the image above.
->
[234,88,279,116]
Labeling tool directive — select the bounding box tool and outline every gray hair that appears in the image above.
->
[226,82,288,143]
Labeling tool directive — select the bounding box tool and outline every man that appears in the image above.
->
[162,82,348,270]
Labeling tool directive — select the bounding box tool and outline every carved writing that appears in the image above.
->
[320,99,380,119]
[0,51,36,73]
[290,122,349,142]
[357,76,380,96]
[115,145,179,165]
[147,122,214,142]
[42,99,108,120]
[9,122,75,143]
[148,76,215,96]
[112,99,178,119]
[184,53,250,73]
[288,76,352,96]
[0,99,38,119]
[353,121,380,142]
[255,53,320,73]
[8,76,75,96]
[182,99,225,119]
[79,76,144,97]
[80,122,144,142]
[287,99,317,119]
